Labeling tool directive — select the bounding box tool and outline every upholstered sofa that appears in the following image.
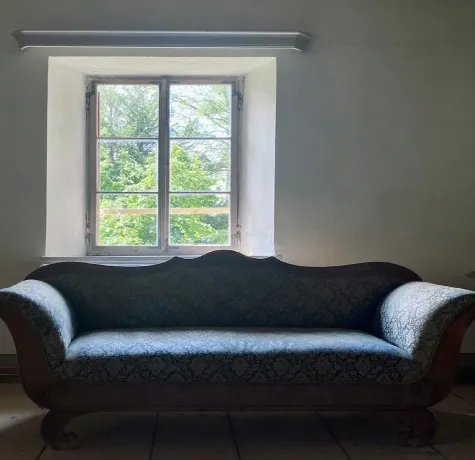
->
[1,251,474,449]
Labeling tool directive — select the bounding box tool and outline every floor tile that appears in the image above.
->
[451,385,475,407]
[152,412,238,460]
[0,383,45,460]
[0,410,45,460]
[431,391,475,459]
[40,413,156,460]
[319,411,442,459]
[231,412,348,460]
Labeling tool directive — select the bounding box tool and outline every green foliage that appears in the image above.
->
[97,84,231,247]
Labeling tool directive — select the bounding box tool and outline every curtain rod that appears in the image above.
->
[12,30,311,52]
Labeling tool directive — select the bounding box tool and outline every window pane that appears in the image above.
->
[99,140,158,192]
[98,84,159,138]
[170,84,232,138]
[98,194,158,246]
[170,140,230,192]
[170,194,230,245]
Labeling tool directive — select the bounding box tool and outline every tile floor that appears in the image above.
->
[1,381,475,459]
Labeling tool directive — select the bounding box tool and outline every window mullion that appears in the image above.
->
[158,78,170,249]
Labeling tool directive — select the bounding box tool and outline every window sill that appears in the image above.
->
[40,254,278,266]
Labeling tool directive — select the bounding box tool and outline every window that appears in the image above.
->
[86,77,241,255]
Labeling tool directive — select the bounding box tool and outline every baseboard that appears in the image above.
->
[0,354,18,376]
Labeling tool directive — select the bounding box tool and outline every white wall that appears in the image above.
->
[1,0,475,351]
[240,60,276,256]
[46,59,86,257]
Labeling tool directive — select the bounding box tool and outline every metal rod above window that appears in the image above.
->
[12,30,311,52]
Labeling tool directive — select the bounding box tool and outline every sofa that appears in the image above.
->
[0,250,474,449]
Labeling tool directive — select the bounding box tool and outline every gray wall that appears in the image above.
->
[1,0,475,351]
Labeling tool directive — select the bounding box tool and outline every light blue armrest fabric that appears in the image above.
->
[373,282,475,371]
[0,280,76,368]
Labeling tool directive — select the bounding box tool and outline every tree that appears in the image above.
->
[97,83,231,247]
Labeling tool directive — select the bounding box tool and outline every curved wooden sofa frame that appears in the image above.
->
[1,254,474,449]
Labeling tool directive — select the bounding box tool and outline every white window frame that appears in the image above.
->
[86,76,242,256]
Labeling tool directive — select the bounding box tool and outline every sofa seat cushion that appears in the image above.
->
[56,328,424,384]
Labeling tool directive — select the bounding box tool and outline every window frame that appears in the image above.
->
[86,76,242,256]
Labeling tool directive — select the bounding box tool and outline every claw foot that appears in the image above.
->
[399,430,427,447]
[397,409,436,447]
[50,431,79,450]
[41,410,83,450]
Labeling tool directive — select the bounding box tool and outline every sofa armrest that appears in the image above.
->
[0,280,76,368]
[373,281,475,369]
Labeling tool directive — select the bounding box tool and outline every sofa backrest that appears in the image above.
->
[27,251,421,332]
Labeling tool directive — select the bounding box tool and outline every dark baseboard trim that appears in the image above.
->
[0,354,18,376]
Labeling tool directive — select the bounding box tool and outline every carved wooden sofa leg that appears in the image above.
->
[40,410,83,450]
[397,409,436,447]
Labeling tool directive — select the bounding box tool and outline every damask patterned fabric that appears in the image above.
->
[55,328,424,384]
[374,282,475,370]
[3,257,473,387]
[37,266,415,331]
[0,280,76,367]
